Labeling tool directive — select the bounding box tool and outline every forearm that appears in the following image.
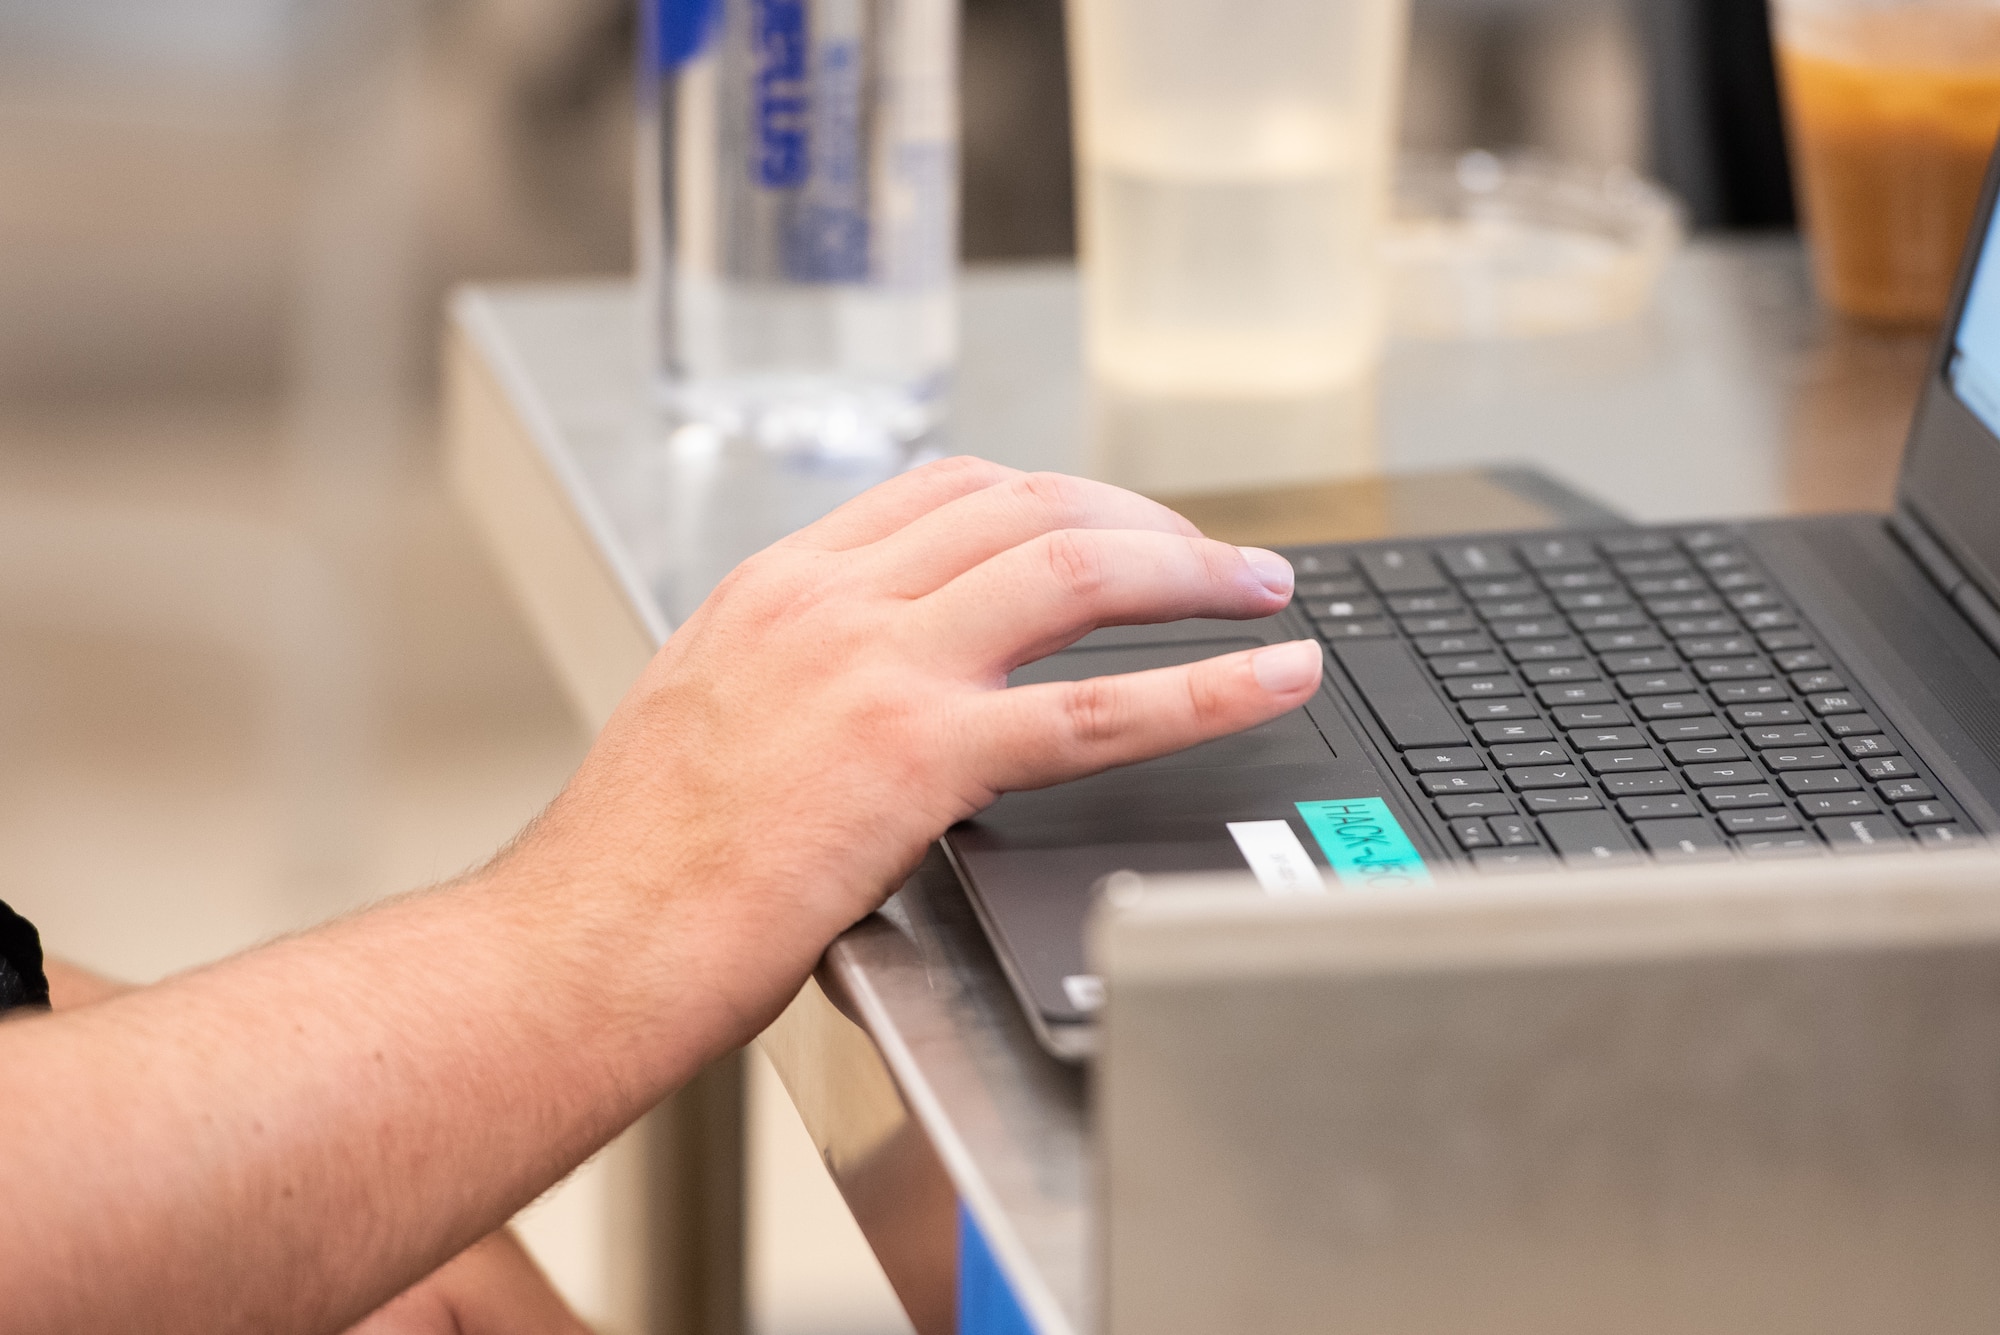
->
[0,846,738,1335]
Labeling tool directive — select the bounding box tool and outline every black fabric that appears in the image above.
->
[0,899,50,1014]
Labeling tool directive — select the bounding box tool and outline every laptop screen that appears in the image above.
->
[1949,205,2000,439]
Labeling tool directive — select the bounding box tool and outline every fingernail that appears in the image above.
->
[1252,640,1322,694]
[1239,547,1294,596]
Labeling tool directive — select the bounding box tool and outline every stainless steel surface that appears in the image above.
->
[1096,852,2000,1335]
[449,238,1932,1333]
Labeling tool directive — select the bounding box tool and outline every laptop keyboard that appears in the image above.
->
[1292,527,1977,869]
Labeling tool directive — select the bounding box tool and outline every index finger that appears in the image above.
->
[784,455,1020,551]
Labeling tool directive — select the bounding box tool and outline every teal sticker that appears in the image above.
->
[1296,798,1434,889]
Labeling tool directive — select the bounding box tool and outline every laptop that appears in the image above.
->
[945,142,2000,1060]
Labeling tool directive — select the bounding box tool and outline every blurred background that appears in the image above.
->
[0,0,1781,1331]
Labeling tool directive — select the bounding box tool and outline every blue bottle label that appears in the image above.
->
[648,0,722,72]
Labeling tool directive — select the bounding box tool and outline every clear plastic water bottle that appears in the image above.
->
[638,0,958,460]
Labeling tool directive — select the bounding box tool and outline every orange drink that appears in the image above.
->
[1773,2,2000,325]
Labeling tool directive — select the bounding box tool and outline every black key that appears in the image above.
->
[1570,727,1647,751]
[1773,648,1829,672]
[1759,748,1842,771]
[1602,772,1683,796]
[1294,550,1354,576]
[1406,747,1485,773]
[1506,765,1591,790]
[1490,742,1571,767]
[1617,671,1696,696]
[1780,770,1859,794]
[1421,772,1502,796]
[1728,702,1805,726]
[1389,593,1464,615]
[1359,547,1448,594]
[1490,816,1539,847]
[1712,681,1787,704]
[1797,792,1880,817]
[1877,779,1935,803]
[1525,789,1605,813]
[1601,651,1678,674]
[1477,597,1555,619]
[1332,640,1467,749]
[1679,529,1733,550]
[1647,595,1725,617]
[1635,818,1728,858]
[1316,618,1395,639]
[1817,814,1909,853]
[1695,548,1749,569]
[1297,577,1367,599]
[1841,735,1898,758]
[1662,615,1738,637]
[1746,725,1823,748]
[1461,577,1537,600]
[1745,609,1798,631]
[1402,614,1478,636]
[1711,570,1764,591]
[1443,676,1518,700]
[1858,755,1916,780]
[1650,717,1731,743]
[1471,848,1557,872]
[1474,719,1553,744]
[1666,739,1745,764]
[1521,660,1599,684]
[1586,629,1666,652]
[1520,537,1599,569]
[1542,569,1616,591]
[1438,542,1522,578]
[1598,533,1673,556]
[1702,784,1784,810]
[1822,712,1881,737]
[1570,609,1649,632]
[1678,636,1755,658]
[1896,800,1956,825]
[1694,658,1771,681]
[1461,698,1539,721]
[1631,574,1708,597]
[1632,694,1713,719]
[1790,671,1846,694]
[1738,834,1824,858]
[1759,629,1813,651]
[1437,793,1516,818]
[1685,760,1765,786]
[1585,750,1665,774]
[1719,808,1802,834]
[1451,818,1497,849]
[1539,811,1640,864]
[1415,634,1492,656]
[1619,795,1700,819]
[1305,596,1382,620]
[1556,589,1632,611]
[1728,589,1786,612]
[1430,653,1508,678]
[1537,682,1615,707]
[1508,639,1587,662]
[1552,703,1632,728]
[1491,618,1570,640]
[1916,824,1973,847]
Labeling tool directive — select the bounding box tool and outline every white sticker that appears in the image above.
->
[1227,820,1329,896]
[1063,974,1106,1012]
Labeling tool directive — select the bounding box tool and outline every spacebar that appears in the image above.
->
[1331,640,1465,749]
[1539,811,1639,864]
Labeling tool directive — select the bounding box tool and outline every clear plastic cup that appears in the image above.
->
[1066,0,1409,488]
[1772,0,2000,325]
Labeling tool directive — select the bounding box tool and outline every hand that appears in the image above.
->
[506,459,1320,1046]
[344,1230,588,1335]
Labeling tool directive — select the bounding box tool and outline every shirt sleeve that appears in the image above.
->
[0,900,50,1013]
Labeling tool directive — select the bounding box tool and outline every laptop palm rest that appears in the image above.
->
[944,618,1399,1039]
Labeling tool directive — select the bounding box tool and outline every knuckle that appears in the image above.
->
[1043,528,1105,599]
[928,454,1010,487]
[1184,660,1233,727]
[1060,677,1125,748]
[1015,470,1085,525]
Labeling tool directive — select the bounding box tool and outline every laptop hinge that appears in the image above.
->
[1889,510,1968,596]
[1892,509,2000,657]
